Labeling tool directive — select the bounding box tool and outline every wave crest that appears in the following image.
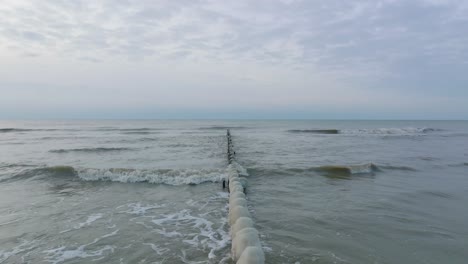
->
[5,166,227,185]
[76,168,227,185]
[287,129,339,134]
[0,128,33,133]
[342,127,440,135]
[199,126,247,130]
[314,163,379,176]
[287,127,441,135]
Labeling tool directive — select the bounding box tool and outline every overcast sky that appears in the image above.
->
[1,0,467,119]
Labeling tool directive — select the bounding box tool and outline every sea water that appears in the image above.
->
[1,120,467,263]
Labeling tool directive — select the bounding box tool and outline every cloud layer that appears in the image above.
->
[1,0,467,119]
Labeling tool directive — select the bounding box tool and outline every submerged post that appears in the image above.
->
[227,129,234,164]
[225,129,265,264]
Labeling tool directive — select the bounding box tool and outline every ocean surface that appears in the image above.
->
[1,120,467,264]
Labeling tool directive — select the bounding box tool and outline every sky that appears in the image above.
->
[0,0,467,119]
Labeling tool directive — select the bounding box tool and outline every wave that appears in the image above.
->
[0,128,34,133]
[42,165,77,174]
[0,128,78,133]
[312,163,418,176]
[342,127,441,135]
[448,162,468,167]
[49,147,134,153]
[121,131,155,135]
[199,126,247,130]
[0,165,76,183]
[96,127,164,132]
[0,163,35,169]
[379,165,418,171]
[248,163,417,178]
[313,163,379,176]
[418,190,456,200]
[139,137,159,142]
[76,168,227,185]
[287,129,339,134]
[119,128,154,131]
[230,161,249,176]
[286,127,441,135]
[39,136,90,140]
[5,166,227,185]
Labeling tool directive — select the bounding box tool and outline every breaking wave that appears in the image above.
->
[76,168,227,185]
[6,166,227,185]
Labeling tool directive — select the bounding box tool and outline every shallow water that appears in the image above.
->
[1,120,468,263]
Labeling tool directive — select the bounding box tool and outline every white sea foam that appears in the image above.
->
[76,168,227,185]
[43,229,118,264]
[349,163,375,174]
[118,202,164,215]
[231,161,249,176]
[150,208,230,259]
[156,228,183,238]
[143,243,170,255]
[44,245,115,264]
[101,229,119,238]
[0,239,36,263]
[342,127,438,135]
[75,213,103,229]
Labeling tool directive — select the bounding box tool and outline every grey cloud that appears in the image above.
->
[0,0,467,118]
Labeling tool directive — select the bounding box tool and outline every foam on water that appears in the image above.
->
[231,161,249,176]
[44,244,115,264]
[0,239,36,263]
[117,202,164,215]
[287,127,440,135]
[76,168,227,185]
[3,166,226,185]
[341,127,440,135]
[143,243,170,255]
[150,207,230,259]
[75,213,104,229]
[44,229,119,264]
[60,213,105,234]
[5,165,228,185]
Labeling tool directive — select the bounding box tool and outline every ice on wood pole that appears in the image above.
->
[224,129,265,264]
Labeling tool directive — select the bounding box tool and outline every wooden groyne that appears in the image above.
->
[225,129,265,263]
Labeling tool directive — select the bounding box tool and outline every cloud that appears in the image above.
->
[0,0,467,118]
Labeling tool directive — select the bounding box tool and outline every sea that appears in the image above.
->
[1,120,467,264]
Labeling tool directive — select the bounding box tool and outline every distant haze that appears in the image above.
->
[1,0,467,119]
